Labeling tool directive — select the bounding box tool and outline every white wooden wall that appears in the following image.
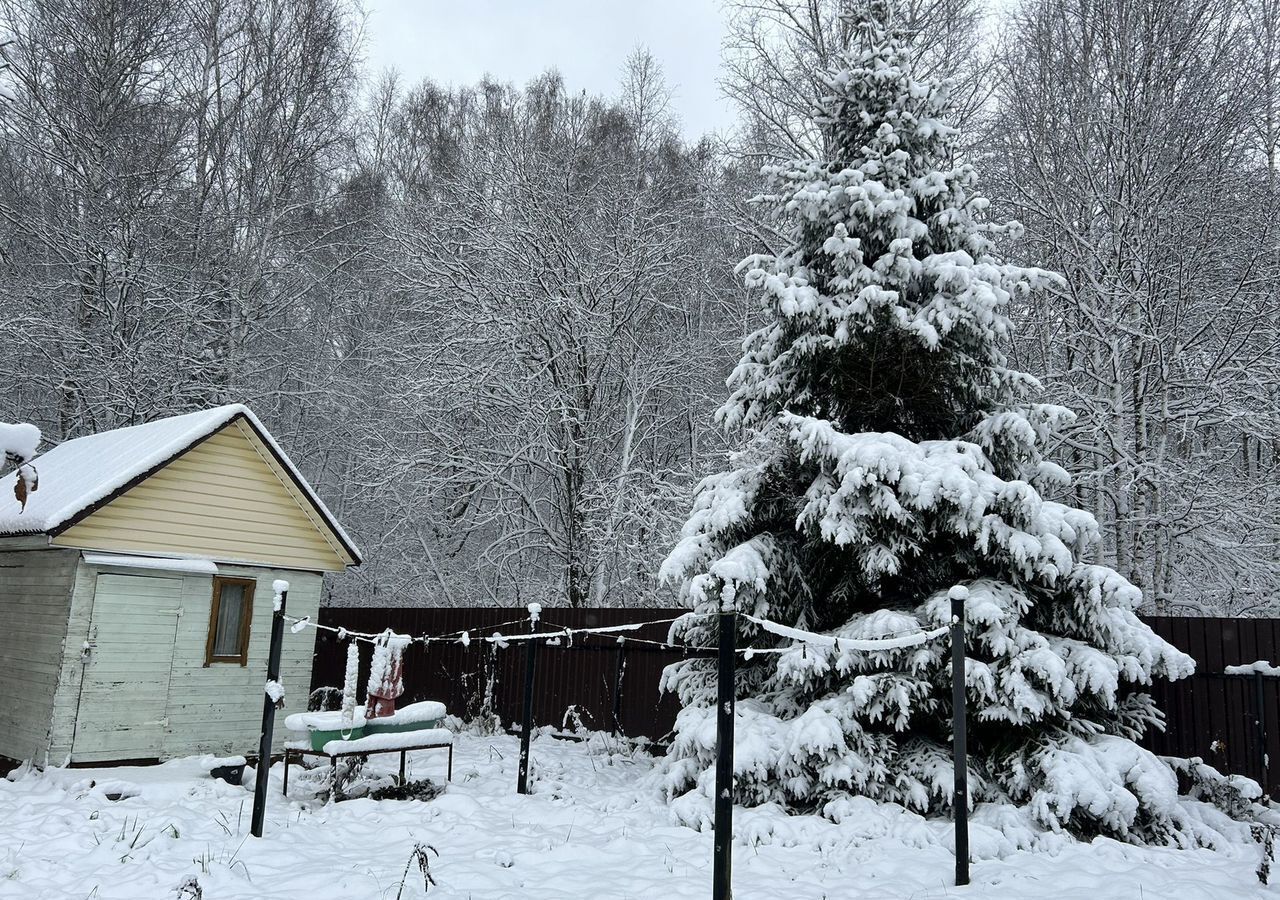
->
[0,548,79,763]
[48,561,323,763]
[69,574,182,760]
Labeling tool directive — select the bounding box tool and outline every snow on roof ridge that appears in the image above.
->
[0,404,361,563]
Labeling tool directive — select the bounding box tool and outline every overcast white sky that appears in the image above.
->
[362,0,737,140]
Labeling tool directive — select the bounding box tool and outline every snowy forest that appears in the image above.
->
[1,0,1277,615]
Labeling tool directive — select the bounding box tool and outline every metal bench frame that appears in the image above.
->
[282,739,454,796]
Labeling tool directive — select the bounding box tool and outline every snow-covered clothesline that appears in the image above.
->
[282,608,953,659]
[281,612,709,649]
[487,616,696,645]
[282,614,531,644]
[743,613,950,653]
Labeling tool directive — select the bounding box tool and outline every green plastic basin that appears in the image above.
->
[307,725,365,751]
[364,718,443,736]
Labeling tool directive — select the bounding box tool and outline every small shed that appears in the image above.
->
[0,404,361,765]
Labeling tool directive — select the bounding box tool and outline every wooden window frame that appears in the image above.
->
[204,576,256,666]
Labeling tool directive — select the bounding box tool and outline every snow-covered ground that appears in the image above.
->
[0,730,1274,899]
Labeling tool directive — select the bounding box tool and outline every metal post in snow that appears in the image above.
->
[1255,671,1268,786]
[517,602,541,795]
[612,639,627,735]
[950,585,970,887]
[251,586,288,838]
[712,606,736,900]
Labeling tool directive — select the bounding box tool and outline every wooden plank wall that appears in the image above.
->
[49,564,326,762]
[52,422,352,572]
[311,609,1280,795]
[0,548,79,761]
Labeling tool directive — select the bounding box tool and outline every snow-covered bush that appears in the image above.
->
[0,420,40,509]
[659,1,1195,842]
[460,646,502,734]
[1166,756,1267,823]
[309,686,343,712]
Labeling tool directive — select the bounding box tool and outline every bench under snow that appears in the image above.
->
[317,728,454,756]
[279,730,455,757]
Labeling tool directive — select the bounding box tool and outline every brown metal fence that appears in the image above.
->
[308,607,702,741]
[1142,616,1280,795]
[308,609,1280,794]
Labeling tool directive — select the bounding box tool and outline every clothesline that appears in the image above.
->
[283,608,953,657]
[281,612,708,648]
[743,614,950,652]
[490,616,695,644]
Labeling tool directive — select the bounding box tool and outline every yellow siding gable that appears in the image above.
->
[51,420,354,572]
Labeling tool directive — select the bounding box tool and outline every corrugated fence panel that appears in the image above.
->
[1143,616,1280,795]
[310,610,1280,792]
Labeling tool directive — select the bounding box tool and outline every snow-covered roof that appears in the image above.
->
[0,404,361,563]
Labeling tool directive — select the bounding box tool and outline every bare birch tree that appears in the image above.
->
[993,0,1280,612]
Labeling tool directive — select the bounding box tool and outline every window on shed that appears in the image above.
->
[205,576,255,665]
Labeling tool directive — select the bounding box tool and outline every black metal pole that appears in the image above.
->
[612,640,627,734]
[1256,671,1268,786]
[950,588,970,886]
[251,588,287,838]
[713,608,736,900]
[517,610,539,795]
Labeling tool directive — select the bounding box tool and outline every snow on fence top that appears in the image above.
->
[1224,661,1280,677]
[0,404,361,559]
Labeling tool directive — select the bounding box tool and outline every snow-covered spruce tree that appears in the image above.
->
[660,4,1195,842]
